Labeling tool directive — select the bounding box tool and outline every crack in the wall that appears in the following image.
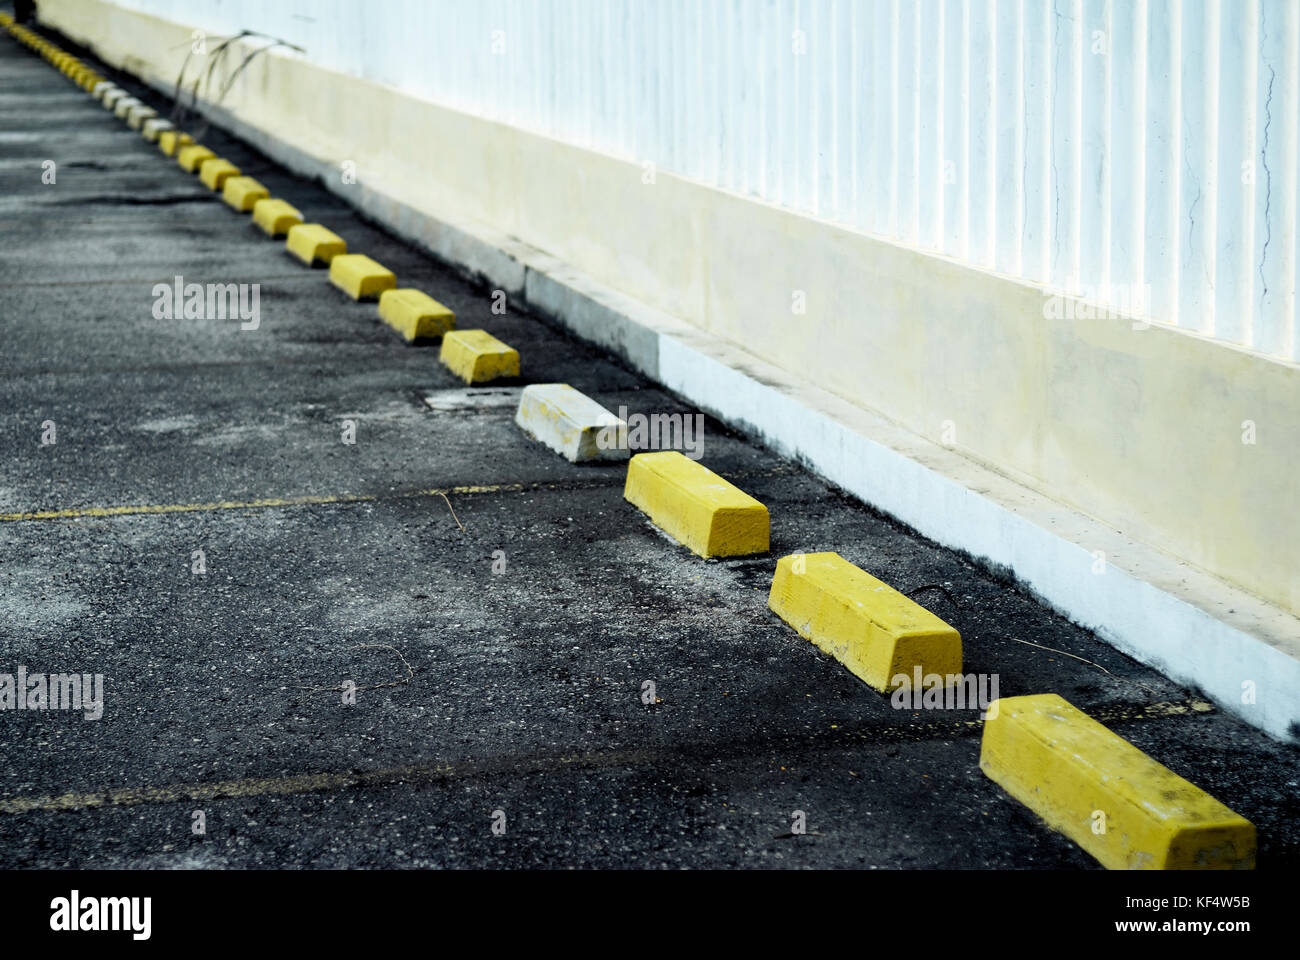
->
[1258,63,1275,305]
[1021,58,1030,263]
[1050,0,1065,278]
[1182,114,1200,267]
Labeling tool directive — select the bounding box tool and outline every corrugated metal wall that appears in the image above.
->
[115,0,1300,359]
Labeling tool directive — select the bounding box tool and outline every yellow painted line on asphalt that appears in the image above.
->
[0,465,832,525]
[0,483,528,523]
[0,275,333,290]
[0,492,376,522]
[0,764,454,815]
[0,698,1214,816]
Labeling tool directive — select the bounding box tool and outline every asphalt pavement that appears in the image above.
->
[2,24,1298,869]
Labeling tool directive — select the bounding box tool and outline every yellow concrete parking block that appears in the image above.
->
[515,383,628,463]
[329,254,396,300]
[285,224,346,265]
[141,118,173,143]
[158,130,194,157]
[439,329,520,384]
[377,288,455,342]
[222,176,269,212]
[980,694,1256,870]
[768,552,962,692]
[101,87,127,110]
[252,198,303,237]
[198,157,240,191]
[113,96,141,118]
[177,144,216,173]
[624,451,769,558]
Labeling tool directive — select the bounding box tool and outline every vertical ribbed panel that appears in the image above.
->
[116,0,1300,359]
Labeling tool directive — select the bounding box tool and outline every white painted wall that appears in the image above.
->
[108,0,1299,359]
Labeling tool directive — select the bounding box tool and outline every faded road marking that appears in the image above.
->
[0,699,1213,816]
[0,467,794,523]
[0,482,532,522]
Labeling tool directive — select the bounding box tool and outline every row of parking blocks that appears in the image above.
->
[3,12,1258,871]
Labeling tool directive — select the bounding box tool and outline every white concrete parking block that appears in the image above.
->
[141,117,173,142]
[126,103,157,129]
[514,383,628,463]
